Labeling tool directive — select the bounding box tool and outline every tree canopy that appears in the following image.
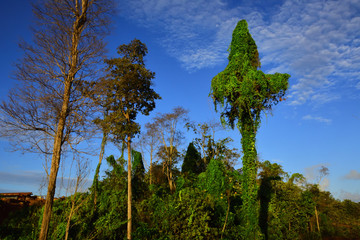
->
[211,20,290,130]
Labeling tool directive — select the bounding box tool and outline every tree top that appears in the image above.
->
[210,19,290,129]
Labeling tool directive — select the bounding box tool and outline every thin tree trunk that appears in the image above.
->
[315,206,320,233]
[39,81,72,240]
[167,147,176,193]
[65,173,80,240]
[65,201,75,240]
[127,135,132,240]
[94,132,107,206]
[149,151,153,185]
[221,192,230,239]
[166,158,176,193]
[39,2,88,238]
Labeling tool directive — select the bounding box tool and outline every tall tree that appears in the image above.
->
[154,107,188,193]
[210,19,290,238]
[0,1,112,239]
[96,39,160,239]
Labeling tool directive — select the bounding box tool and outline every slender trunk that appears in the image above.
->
[127,135,132,240]
[65,175,80,240]
[93,132,107,206]
[315,206,320,233]
[221,192,230,239]
[64,202,75,240]
[39,3,88,238]
[167,158,176,193]
[149,151,153,185]
[167,147,176,193]
[39,81,72,240]
[169,168,175,192]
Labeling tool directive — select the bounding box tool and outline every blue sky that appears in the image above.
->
[0,0,360,202]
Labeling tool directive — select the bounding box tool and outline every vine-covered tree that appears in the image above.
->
[95,39,160,239]
[0,1,113,239]
[210,19,290,238]
[182,142,203,175]
[131,149,146,201]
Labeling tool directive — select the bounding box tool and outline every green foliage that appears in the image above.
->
[182,142,204,175]
[211,19,290,239]
[94,39,161,144]
[132,150,145,177]
[258,161,284,240]
[197,159,226,198]
[132,149,147,201]
[0,202,42,240]
[1,159,360,239]
[138,187,219,239]
[211,20,290,130]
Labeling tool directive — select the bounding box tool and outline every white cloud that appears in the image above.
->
[339,190,360,202]
[344,170,360,180]
[356,82,360,90]
[121,0,244,71]
[121,0,360,104]
[302,114,332,124]
[250,0,360,106]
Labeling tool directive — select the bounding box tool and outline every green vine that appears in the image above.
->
[210,19,290,239]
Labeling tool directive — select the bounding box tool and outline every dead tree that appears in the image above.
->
[0,1,113,239]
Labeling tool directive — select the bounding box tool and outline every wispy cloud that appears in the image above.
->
[0,171,91,195]
[249,0,360,105]
[121,0,245,70]
[344,170,360,180]
[0,171,44,186]
[120,0,360,104]
[339,190,360,202]
[302,114,332,124]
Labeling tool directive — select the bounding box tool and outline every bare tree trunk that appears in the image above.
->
[39,81,72,240]
[166,156,176,193]
[169,166,175,192]
[39,2,89,238]
[127,135,132,240]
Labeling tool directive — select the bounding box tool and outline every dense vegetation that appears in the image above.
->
[1,150,360,239]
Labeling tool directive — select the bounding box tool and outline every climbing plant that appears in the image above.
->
[210,19,290,239]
